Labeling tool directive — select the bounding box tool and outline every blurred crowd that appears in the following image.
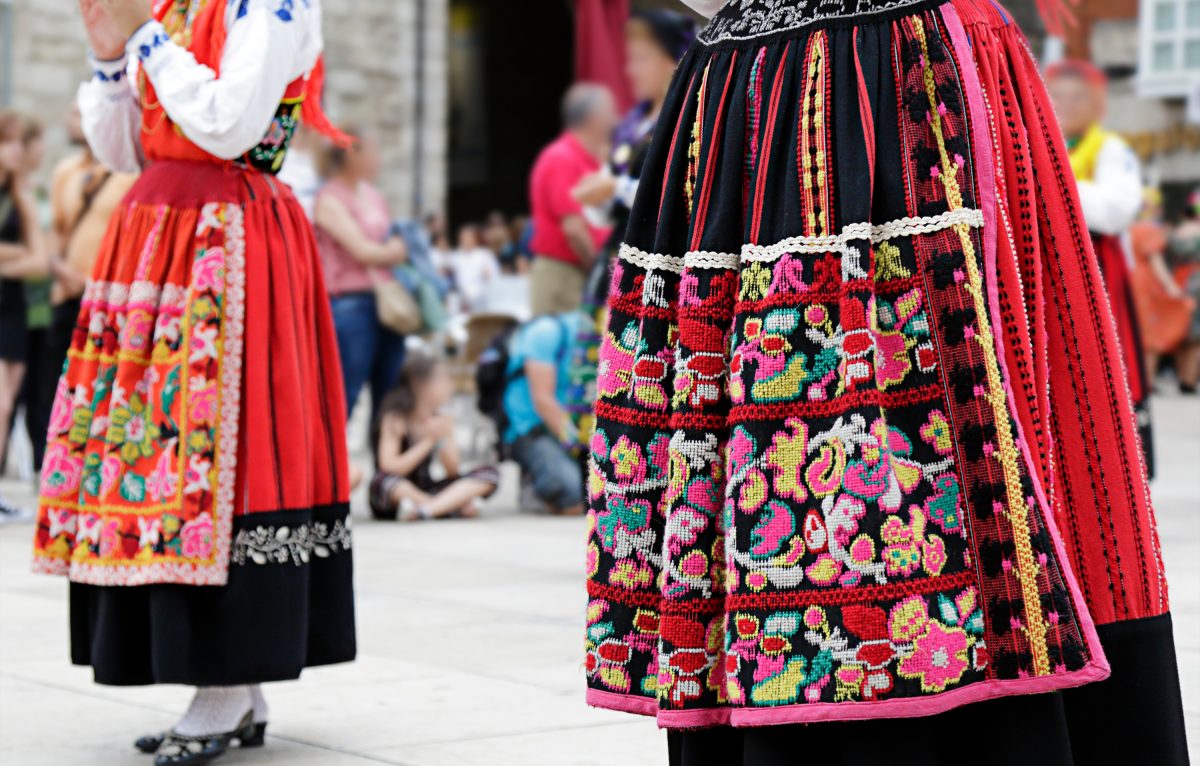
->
[4,11,1200,526]
[1130,189,1200,394]
[0,9,697,525]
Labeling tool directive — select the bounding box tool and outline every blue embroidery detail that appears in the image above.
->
[275,0,295,21]
[137,31,170,62]
[234,0,251,19]
[94,68,125,83]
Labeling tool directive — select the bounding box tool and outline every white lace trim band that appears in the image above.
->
[618,208,984,272]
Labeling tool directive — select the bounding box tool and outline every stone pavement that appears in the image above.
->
[1,394,1197,765]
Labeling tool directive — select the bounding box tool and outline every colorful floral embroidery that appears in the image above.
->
[32,203,246,586]
[585,4,1098,727]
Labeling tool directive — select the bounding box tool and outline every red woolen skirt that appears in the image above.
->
[33,160,355,685]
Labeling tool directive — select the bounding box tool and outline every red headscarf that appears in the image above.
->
[1044,58,1108,117]
[1044,59,1108,89]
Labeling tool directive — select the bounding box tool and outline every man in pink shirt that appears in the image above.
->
[528,83,617,315]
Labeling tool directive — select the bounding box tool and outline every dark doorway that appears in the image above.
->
[448,0,574,226]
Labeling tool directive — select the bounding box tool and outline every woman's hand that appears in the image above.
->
[51,255,89,297]
[79,0,128,60]
[98,0,153,38]
[383,237,408,265]
[81,0,152,59]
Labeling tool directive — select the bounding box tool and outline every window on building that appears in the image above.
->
[1140,0,1200,96]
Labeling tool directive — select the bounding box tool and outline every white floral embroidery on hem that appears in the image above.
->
[698,0,928,45]
[231,517,353,566]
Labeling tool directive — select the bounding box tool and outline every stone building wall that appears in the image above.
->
[2,0,449,218]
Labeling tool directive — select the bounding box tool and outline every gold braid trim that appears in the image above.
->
[912,17,1051,675]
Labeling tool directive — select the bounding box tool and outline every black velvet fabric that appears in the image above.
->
[668,692,1075,766]
[1063,613,1190,766]
[70,504,355,687]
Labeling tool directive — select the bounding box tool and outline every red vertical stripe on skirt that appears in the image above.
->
[953,0,1166,624]
[750,42,793,245]
[689,52,739,253]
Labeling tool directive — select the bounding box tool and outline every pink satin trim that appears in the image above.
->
[940,0,1109,675]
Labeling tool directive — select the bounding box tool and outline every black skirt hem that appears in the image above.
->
[667,613,1189,766]
[70,503,356,687]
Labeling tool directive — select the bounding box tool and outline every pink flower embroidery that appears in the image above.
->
[189,377,218,424]
[873,330,911,389]
[120,310,154,352]
[48,378,73,436]
[98,518,121,558]
[180,514,215,559]
[897,620,970,692]
[40,443,83,498]
[191,248,226,291]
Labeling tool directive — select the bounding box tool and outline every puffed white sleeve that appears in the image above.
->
[126,0,320,161]
[78,54,144,174]
[679,0,725,17]
[1076,136,1144,236]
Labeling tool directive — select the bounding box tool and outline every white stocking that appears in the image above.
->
[172,686,253,737]
[248,684,269,724]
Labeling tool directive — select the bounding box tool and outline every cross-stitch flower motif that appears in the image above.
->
[41,443,83,499]
[739,262,773,301]
[897,619,970,692]
[189,376,219,424]
[107,393,161,465]
[137,517,162,550]
[179,513,214,559]
[98,518,121,558]
[920,410,954,455]
[873,329,912,389]
[121,309,155,352]
[598,496,652,551]
[844,418,921,511]
[611,436,648,486]
[191,247,226,291]
[597,324,638,400]
[805,436,847,497]
[925,473,963,535]
[764,418,809,502]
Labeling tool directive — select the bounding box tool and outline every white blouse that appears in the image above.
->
[79,0,325,173]
[1076,133,1143,237]
[679,0,726,17]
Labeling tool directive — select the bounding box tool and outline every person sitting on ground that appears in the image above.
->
[502,311,585,515]
[370,352,499,521]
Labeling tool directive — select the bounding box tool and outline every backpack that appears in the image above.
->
[475,315,571,457]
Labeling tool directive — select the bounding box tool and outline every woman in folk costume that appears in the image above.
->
[32,1,355,763]
[1045,59,1156,477]
[584,0,1188,764]
[568,10,700,448]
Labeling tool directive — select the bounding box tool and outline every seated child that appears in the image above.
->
[370,353,499,521]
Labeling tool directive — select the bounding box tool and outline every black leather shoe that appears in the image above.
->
[135,721,266,755]
[152,712,261,765]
